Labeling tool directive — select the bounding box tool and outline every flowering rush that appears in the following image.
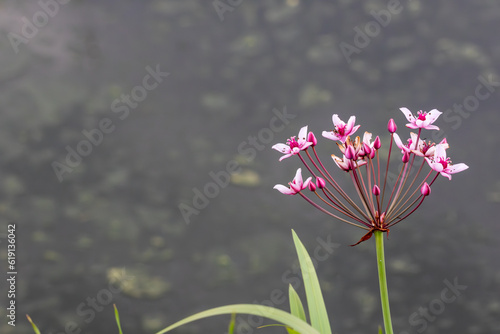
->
[272,109,468,245]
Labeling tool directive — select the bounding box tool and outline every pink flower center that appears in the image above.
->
[287,136,300,149]
[437,157,450,169]
[335,124,346,136]
[421,141,433,154]
[417,111,427,121]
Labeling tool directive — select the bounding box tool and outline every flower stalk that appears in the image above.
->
[375,230,393,334]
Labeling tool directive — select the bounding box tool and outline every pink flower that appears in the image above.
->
[393,132,416,153]
[332,154,367,172]
[400,107,442,130]
[394,133,449,158]
[425,144,469,180]
[273,168,312,195]
[413,137,448,158]
[272,126,313,161]
[322,115,360,143]
[272,109,469,246]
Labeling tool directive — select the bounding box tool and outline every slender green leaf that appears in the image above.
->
[260,324,288,329]
[26,315,41,334]
[287,328,302,334]
[260,322,300,333]
[378,325,383,334]
[114,304,123,334]
[227,313,236,334]
[292,230,332,334]
[155,304,320,334]
[288,284,306,322]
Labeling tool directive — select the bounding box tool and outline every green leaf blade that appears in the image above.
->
[227,313,236,334]
[114,304,123,334]
[26,315,41,334]
[292,230,332,334]
[288,284,307,322]
[155,304,320,334]
[287,328,302,334]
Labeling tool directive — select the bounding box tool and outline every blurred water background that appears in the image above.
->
[0,1,499,333]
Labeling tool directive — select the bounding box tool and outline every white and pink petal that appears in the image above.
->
[393,133,411,152]
[346,116,356,133]
[332,114,343,126]
[400,107,415,123]
[272,143,291,154]
[440,171,452,180]
[426,109,442,122]
[297,126,308,142]
[322,131,340,141]
[447,163,469,174]
[273,184,296,195]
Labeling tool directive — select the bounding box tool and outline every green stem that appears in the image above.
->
[375,230,394,334]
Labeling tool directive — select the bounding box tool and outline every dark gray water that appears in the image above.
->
[1,1,499,333]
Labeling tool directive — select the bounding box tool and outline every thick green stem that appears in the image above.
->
[375,230,394,334]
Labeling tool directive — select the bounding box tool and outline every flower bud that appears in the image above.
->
[421,182,431,196]
[307,132,317,146]
[308,181,317,191]
[363,143,372,155]
[373,136,381,150]
[388,119,397,133]
[316,177,326,189]
[402,151,410,163]
[372,185,380,196]
[345,145,356,160]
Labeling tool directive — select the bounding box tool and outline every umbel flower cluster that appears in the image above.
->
[273,108,468,245]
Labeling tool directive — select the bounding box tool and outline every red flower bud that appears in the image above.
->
[363,143,372,155]
[402,151,410,163]
[307,132,317,146]
[388,119,397,133]
[316,177,326,189]
[345,145,356,160]
[421,183,431,196]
